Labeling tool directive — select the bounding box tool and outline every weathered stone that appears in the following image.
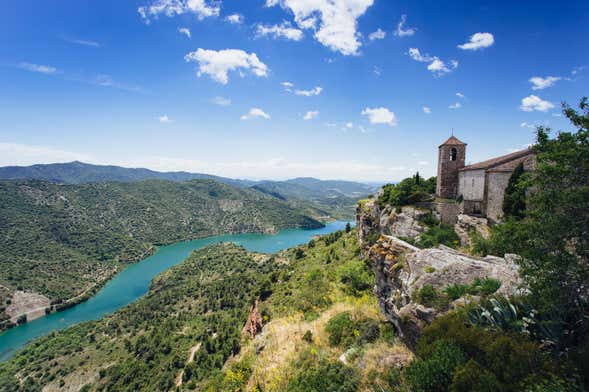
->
[242,299,263,339]
[367,235,521,349]
[454,213,490,247]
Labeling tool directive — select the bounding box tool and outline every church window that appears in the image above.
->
[450,148,457,161]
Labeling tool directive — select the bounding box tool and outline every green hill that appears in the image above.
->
[0,179,323,329]
[0,230,408,391]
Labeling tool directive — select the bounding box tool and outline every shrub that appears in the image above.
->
[338,260,373,296]
[404,340,466,392]
[302,330,313,343]
[358,319,380,344]
[471,277,501,296]
[417,224,460,249]
[444,284,469,301]
[325,312,356,347]
[414,285,449,309]
[286,350,359,392]
[450,359,502,392]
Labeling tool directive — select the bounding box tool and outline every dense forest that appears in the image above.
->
[0,178,325,328]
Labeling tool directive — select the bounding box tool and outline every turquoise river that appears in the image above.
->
[0,221,349,361]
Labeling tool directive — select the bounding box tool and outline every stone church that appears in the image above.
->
[436,136,535,222]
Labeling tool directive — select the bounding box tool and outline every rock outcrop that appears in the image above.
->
[357,198,434,247]
[242,299,263,339]
[454,214,491,247]
[366,235,521,348]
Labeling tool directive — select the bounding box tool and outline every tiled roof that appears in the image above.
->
[439,136,467,147]
[460,148,534,172]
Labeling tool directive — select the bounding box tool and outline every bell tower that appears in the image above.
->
[436,136,466,199]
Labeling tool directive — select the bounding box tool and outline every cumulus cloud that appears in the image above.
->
[225,13,244,24]
[448,102,462,109]
[210,96,231,106]
[184,48,268,84]
[19,62,58,74]
[265,0,375,56]
[368,28,386,41]
[408,48,457,76]
[256,21,304,41]
[457,32,494,50]
[159,115,171,123]
[395,14,416,37]
[178,27,191,38]
[303,110,319,120]
[241,108,271,120]
[456,92,465,99]
[294,86,323,96]
[361,107,397,126]
[520,95,554,112]
[529,76,561,90]
[423,106,431,114]
[138,0,220,23]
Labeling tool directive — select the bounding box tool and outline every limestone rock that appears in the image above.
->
[454,214,491,247]
[368,235,521,349]
[242,299,263,339]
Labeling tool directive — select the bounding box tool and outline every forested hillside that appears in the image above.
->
[0,179,323,329]
[0,230,409,391]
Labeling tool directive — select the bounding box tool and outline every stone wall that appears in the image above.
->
[458,169,485,201]
[485,172,511,223]
[433,201,461,225]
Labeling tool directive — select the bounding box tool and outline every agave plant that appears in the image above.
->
[467,296,558,348]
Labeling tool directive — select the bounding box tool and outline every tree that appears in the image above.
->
[486,97,589,352]
[502,162,527,219]
[345,222,351,233]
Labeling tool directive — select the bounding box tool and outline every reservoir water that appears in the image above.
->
[0,221,348,361]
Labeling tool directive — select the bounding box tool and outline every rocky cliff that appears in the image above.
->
[357,198,521,348]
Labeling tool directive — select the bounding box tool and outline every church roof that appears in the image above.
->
[460,148,534,172]
[439,136,467,147]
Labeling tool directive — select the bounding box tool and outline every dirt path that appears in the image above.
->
[175,343,201,388]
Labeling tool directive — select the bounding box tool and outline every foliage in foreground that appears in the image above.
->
[377,173,436,208]
[471,98,589,357]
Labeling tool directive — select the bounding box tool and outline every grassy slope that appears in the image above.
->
[0,231,409,392]
[0,179,323,328]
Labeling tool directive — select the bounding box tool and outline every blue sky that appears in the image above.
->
[0,0,587,182]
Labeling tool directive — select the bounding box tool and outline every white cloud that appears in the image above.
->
[418,161,429,166]
[344,122,354,129]
[456,92,465,99]
[361,107,397,126]
[256,21,304,41]
[138,0,220,23]
[62,36,101,47]
[241,108,271,120]
[457,32,494,50]
[373,66,381,76]
[159,115,171,123]
[303,110,319,120]
[294,86,323,96]
[324,122,337,127]
[448,102,462,109]
[18,62,58,74]
[281,81,294,92]
[0,143,91,166]
[225,13,244,24]
[178,27,191,38]
[529,76,561,90]
[184,48,268,85]
[368,28,386,41]
[408,48,457,76]
[395,14,416,37]
[423,106,431,114]
[520,95,554,112]
[265,0,375,56]
[210,96,231,106]
[520,122,535,129]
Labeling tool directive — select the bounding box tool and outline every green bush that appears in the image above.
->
[450,359,501,392]
[338,260,373,296]
[325,312,356,347]
[286,350,359,392]
[404,340,466,392]
[417,224,460,249]
[377,174,436,208]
